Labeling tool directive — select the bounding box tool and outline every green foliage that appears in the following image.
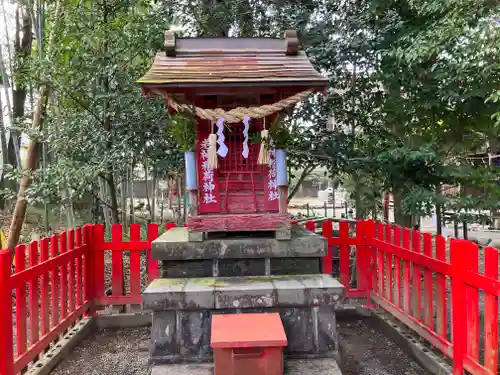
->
[167,112,197,152]
[9,0,184,208]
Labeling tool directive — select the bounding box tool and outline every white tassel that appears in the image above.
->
[207,133,218,169]
[257,128,270,165]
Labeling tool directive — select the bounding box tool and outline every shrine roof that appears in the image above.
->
[137,32,328,88]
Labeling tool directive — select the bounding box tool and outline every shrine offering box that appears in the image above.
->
[211,313,288,375]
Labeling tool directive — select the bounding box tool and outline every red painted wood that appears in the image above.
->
[0,250,14,375]
[15,244,27,358]
[83,225,95,314]
[14,302,90,374]
[29,241,40,349]
[384,224,393,303]
[40,238,50,336]
[60,233,68,320]
[130,224,141,301]
[93,225,105,301]
[401,228,411,314]
[411,230,421,321]
[393,226,401,308]
[355,221,368,292]
[305,221,315,232]
[147,224,160,282]
[111,225,124,297]
[451,239,469,375]
[321,220,333,275]
[68,229,76,312]
[75,228,83,307]
[434,235,447,343]
[188,213,290,232]
[50,235,60,328]
[376,223,384,298]
[211,313,287,348]
[483,246,499,373]
[465,242,479,361]
[197,109,221,214]
[339,221,350,288]
[422,233,434,331]
[367,220,377,295]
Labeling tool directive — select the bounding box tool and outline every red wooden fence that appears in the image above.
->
[0,226,93,375]
[0,219,499,375]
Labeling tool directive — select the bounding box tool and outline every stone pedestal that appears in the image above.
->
[143,225,346,366]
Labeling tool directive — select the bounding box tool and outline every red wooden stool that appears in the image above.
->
[211,313,288,375]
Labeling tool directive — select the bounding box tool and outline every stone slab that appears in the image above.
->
[152,225,327,261]
[151,357,342,375]
[143,275,345,311]
[149,307,341,364]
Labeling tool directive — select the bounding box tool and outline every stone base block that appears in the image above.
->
[150,306,340,365]
[152,225,327,260]
[151,357,343,375]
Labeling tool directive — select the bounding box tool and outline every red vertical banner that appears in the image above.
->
[263,147,279,212]
[198,130,221,214]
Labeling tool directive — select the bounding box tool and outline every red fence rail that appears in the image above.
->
[0,219,499,375]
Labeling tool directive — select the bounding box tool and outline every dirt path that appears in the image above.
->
[49,319,426,375]
[338,318,428,375]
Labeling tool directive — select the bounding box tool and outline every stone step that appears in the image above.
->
[151,225,327,261]
[151,358,343,375]
[143,274,344,311]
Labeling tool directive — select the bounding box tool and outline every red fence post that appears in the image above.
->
[147,224,160,282]
[305,220,315,232]
[338,221,350,288]
[83,224,96,315]
[0,249,14,375]
[450,239,470,375]
[321,220,333,275]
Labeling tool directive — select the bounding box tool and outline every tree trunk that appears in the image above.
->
[393,190,413,228]
[287,164,316,203]
[6,86,48,253]
[105,173,120,224]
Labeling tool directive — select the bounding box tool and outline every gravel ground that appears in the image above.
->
[47,320,427,375]
[338,318,428,375]
[50,327,151,375]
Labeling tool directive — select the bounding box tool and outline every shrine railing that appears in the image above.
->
[0,219,499,375]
